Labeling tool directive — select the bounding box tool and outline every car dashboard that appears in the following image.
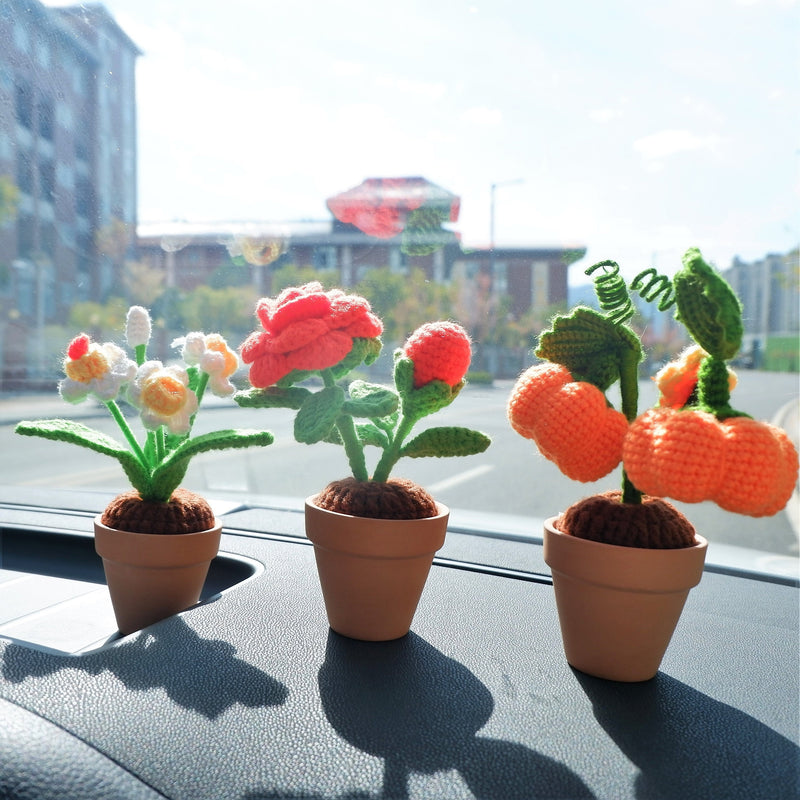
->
[0,487,798,800]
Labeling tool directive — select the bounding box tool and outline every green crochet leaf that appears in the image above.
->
[234,386,311,410]
[402,378,464,421]
[15,419,149,494]
[331,337,383,379]
[536,306,641,391]
[151,428,275,501]
[393,352,415,396]
[401,427,491,458]
[294,386,344,444]
[342,381,399,418]
[322,426,343,445]
[355,421,390,449]
[673,247,743,361]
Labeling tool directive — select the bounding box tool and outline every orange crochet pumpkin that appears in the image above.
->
[507,363,627,482]
[623,408,798,516]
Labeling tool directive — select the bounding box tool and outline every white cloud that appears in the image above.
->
[459,106,503,126]
[633,129,722,160]
[589,108,619,123]
[373,75,447,101]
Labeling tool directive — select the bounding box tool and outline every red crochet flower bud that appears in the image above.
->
[67,334,91,360]
[403,322,471,388]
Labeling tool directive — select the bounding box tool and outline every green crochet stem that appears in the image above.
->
[323,369,369,482]
[372,413,416,483]
[106,399,147,464]
[16,335,274,502]
[234,340,491,484]
[618,347,643,505]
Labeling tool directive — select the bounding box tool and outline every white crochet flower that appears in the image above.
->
[125,306,152,348]
[172,332,206,365]
[127,361,198,434]
[59,340,137,404]
[172,332,239,397]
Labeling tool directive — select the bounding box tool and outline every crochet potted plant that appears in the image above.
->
[508,248,798,681]
[15,306,274,635]
[235,282,491,640]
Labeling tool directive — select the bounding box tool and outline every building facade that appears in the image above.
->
[724,250,799,371]
[0,1,139,384]
[138,176,584,330]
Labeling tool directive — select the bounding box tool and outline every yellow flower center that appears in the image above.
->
[141,372,187,416]
[64,347,109,383]
[206,334,237,377]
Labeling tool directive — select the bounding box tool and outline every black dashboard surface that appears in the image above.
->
[1,495,798,800]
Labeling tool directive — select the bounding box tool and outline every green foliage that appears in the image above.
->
[342,381,399,418]
[356,267,455,343]
[401,427,491,458]
[177,285,257,338]
[294,386,345,444]
[536,306,642,391]
[673,247,743,361]
[0,175,19,225]
[69,298,129,338]
[466,370,494,385]
[16,418,147,491]
[234,385,312,410]
[271,263,338,295]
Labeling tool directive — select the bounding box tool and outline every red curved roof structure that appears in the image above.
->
[326,177,461,238]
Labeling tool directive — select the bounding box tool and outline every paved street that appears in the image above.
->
[0,370,797,567]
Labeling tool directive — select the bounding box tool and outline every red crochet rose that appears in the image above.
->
[403,322,472,388]
[241,282,383,388]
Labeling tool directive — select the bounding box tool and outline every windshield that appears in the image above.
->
[0,0,797,576]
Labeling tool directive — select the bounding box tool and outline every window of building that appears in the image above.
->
[14,81,32,129]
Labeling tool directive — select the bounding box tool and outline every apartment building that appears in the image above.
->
[724,250,799,371]
[0,1,139,382]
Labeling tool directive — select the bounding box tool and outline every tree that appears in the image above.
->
[357,267,454,345]
[123,259,165,306]
[0,176,19,225]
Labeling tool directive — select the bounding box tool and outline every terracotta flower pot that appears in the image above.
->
[304,497,449,641]
[543,516,708,682]
[94,518,222,636]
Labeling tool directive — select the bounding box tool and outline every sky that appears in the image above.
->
[46,0,800,283]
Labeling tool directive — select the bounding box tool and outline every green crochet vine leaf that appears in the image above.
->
[342,381,399,418]
[355,421,390,449]
[393,353,415,395]
[295,386,344,444]
[330,337,383,379]
[234,386,311,409]
[150,428,275,501]
[674,247,743,361]
[401,426,491,458]
[15,418,149,493]
[536,306,642,391]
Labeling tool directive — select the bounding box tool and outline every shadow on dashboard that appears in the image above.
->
[1,616,289,719]
[576,670,800,800]
[265,630,595,800]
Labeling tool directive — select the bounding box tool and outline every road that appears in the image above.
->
[0,370,797,561]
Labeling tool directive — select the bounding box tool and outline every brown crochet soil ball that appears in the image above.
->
[314,477,439,520]
[100,488,216,534]
[555,490,696,549]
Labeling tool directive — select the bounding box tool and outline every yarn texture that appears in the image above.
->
[315,478,438,520]
[556,491,696,548]
[240,282,383,388]
[508,247,798,547]
[235,293,490,519]
[101,488,215,534]
[15,305,274,511]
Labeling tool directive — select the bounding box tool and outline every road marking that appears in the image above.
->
[427,464,494,493]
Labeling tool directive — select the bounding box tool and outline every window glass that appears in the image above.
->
[0,0,797,575]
